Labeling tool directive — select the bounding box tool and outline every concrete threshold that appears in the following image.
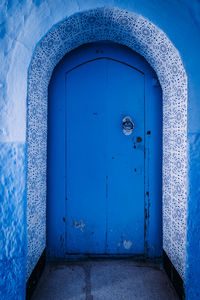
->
[32,259,179,300]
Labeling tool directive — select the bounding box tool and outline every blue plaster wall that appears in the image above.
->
[0,0,200,299]
[185,133,200,299]
[0,143,26,300]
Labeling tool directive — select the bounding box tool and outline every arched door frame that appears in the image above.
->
[27,7,187,280]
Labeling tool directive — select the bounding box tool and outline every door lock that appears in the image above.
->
[122,116,134,136]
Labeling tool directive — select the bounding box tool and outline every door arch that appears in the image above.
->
[47,41,162,258]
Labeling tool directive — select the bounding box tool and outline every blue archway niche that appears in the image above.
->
[27,7,187,280]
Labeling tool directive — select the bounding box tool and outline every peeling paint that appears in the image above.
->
[123,240,133,250]
[72,220,86,232]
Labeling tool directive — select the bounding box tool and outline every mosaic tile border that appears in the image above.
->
[27,8,187,279]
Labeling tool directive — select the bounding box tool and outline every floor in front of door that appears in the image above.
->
[32,259,179,300]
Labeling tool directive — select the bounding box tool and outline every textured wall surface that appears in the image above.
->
[0,1,200,299]
[0,143,26,300]
[185,133,200,299]
[27,7,187,280]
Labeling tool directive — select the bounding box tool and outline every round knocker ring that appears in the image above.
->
[122,116,134,136]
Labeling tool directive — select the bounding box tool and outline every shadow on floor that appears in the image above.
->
[32,259,179,300]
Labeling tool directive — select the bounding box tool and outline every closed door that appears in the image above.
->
[47,42,162,258]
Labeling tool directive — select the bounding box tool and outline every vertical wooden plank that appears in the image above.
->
[106,59,145,254]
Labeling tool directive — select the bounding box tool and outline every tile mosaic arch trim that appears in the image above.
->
[27,8,187,279]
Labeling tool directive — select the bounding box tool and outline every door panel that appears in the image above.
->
[66,58,144,254]
[66,60,107,253]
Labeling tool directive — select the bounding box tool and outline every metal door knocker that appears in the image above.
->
[122,116,134,136]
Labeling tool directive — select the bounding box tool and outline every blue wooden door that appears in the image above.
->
[47,42,162,258]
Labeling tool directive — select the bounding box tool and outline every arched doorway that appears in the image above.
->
[27,8,187,280]
[47,41,162,258]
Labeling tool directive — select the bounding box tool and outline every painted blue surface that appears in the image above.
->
[66,57,145,255]
[47,42,162,258]
[0,1,200,298]
[0,143,26,300]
